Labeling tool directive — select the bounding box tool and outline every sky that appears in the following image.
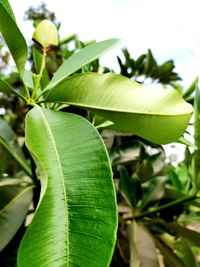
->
[9,0,200,87]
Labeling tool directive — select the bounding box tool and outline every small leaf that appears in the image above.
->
[22,69,34,89]
[45,39,120,91]
[0,118,32,177]
[0,78,18,95]
[129,220,159,267]
[175,239,198,267]
[119,166,142,208]
[140,176,167,210]
[0,117,26,162]
[154,236,186,267]
[183,76,198,99]
[0,183,33,251]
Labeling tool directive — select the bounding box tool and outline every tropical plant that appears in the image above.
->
[117,48,180,85]
[0,0,195,266]
[110,49,200,266]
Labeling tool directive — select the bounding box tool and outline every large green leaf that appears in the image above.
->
[129,220,159,267]
[45,39,120,90]
[18,106,117,267]
[0,182,33,251]
[0,0,28,74]
[46,72,193,144]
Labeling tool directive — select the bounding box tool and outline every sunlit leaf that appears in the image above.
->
[46,72,193,144]
[140,176,167,210]
[119,166,142,208]
[45,39,120,90]
[0,78,18,96]
[22,70,34,89]
[175,239,198,267]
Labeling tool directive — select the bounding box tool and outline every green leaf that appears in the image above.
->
[0,78,18,95]
[175,239,198,267]
[46,72,193,144]
[183,76,198,99]
[0,0,16,21]
[129,220,159,267]
[161,222,200,247]
[178,136,195,148]
[22,70,34,89]
[0,0,28,74]
[45,39,120,90]
[119,166,142,208]
[140,176,167,210]
[0,118,32,177]
[18,106,117,267]
[0,183,33,251]
[154,236,186,267]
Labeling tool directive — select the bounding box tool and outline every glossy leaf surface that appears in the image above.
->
[0,0,28,74]
[46,72,193,144]
[18,106,117,267]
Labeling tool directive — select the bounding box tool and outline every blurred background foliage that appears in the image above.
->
[0,3,200,267]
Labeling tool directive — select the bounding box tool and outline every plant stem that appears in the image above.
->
[32,48,47,99]
[132,194,197,220]
[0,137,32,177]
[22,80,31,100]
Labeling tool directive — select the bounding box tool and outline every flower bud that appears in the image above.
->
[32,20,58,51]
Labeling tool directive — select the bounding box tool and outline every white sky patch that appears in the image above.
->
[9,0,200,86]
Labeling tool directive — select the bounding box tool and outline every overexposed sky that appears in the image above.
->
[9,0,200,86]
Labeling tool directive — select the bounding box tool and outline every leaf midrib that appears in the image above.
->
[0,185,34,215]
[38,107,69,266]
[46,101,193,117]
